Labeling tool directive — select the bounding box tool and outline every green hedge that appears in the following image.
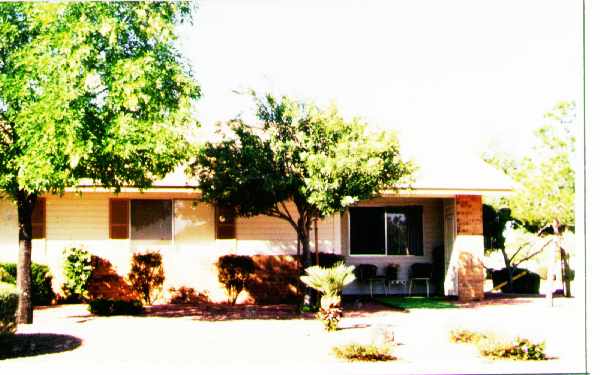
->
[0,263,55,306]
[0,283,18,336]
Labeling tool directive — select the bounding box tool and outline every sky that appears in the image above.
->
[176,0,582,160]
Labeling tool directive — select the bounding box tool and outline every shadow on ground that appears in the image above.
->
[144,303,305,321]
[0,333,82,360]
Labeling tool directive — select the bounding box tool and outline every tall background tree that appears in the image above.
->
[483,101,575,295]
[189,93,414,271]
[0,2,200,323]
[483,101,575,232]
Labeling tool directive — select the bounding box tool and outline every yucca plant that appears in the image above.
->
[300,262,355,331]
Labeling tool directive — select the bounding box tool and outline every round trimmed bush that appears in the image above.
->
[0,263,54,306]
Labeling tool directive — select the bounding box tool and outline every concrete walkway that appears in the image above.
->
[1,297,587,374]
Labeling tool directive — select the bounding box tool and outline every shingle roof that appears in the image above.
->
[75,150,513,195]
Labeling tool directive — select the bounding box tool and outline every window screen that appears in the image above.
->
[131,200,172,240]
[386,211,408,255]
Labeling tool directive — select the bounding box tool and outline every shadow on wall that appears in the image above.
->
[0,333,82,360]
[87,256,139,302]
[245,255,302,305]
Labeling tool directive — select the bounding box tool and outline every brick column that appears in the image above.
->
[455,195,485,302]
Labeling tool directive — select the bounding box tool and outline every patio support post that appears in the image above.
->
[454,195,485,302]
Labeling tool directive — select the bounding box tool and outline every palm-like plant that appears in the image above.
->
[300,262,355,331]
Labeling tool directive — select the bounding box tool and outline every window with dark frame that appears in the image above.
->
[109,199,173,240]
[349,206,423,256]
[130,200,173,240]
[31,198,46,239]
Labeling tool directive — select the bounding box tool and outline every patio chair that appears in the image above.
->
[384,264,406,294]
[408,263,433,297]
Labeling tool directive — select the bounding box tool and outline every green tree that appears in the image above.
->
[483,101,575,297]
[0,2,200,323]
[483,101,575,231]
[483,204,552,291]
[189,93,414,271]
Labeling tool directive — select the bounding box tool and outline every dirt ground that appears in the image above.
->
[0,296,587,374]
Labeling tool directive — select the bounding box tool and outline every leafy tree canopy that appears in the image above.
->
[189,92,414,264]
[483,101,575,232]
[0,2,200,197]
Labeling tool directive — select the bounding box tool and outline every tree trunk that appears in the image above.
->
[561,247,572,297]
[298,217,312,269]
[297,216,314,306]
[500,248,514,292]
[546,219,561,307]
[16,190,36,324]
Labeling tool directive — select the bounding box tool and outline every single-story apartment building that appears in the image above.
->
[0,154,513,303]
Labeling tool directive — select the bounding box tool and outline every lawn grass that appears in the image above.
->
[375,296,457,310]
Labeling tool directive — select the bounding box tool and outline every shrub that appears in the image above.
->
[216,255,255,304]
[477,336,546,361]
[87,256,139,302]
[332,343,396,362]
[0,263,54,306]
[128,252,165,305]
[300,262,355,332]
[0,283,18,336]
[246,255,301,304]
[0,267,15,284]
[491,268,540,294]
[168,287,209,305]
[88,298,144,316]
[449,329,486,344]
[62,247,93,302]
[538,265,575,282]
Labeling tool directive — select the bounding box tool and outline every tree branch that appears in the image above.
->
[265,207,298,230]
[278,200,294,223]
[508,243,529,264]
[511,238,553,266]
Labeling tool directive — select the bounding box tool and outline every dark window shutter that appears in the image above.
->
[349,207,385,255]
[31,198,46,239]
[215,206,236,239]
[405,206,424,256]
[109,199,129,239]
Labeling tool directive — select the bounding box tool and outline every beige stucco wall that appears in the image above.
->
[235,203,338,255]
[0,194,339,302]
[340,197,444,295]
[1,192,480,300]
